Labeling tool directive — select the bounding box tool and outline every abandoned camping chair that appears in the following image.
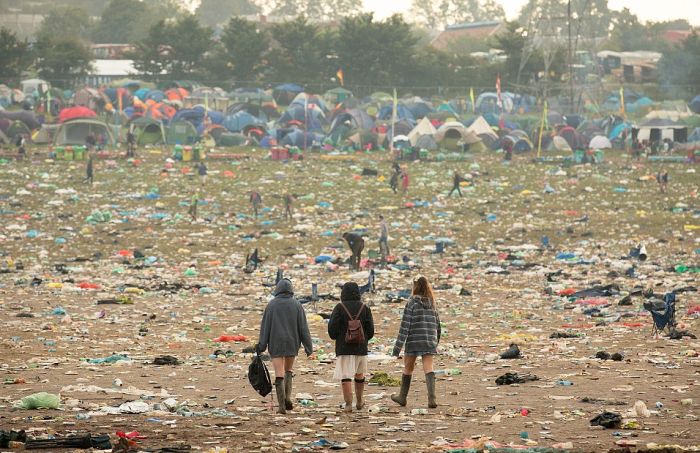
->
[643,292,677,336]
[358,269,376,295]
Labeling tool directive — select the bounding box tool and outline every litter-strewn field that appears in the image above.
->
[1,149,698,452]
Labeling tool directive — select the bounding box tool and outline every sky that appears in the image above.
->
[362,0,700,25]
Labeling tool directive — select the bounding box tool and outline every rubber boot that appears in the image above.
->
[390,374,412,406]
[284,371,294,410]
[355,378,365,410]
[426,372,437,408]
[274,378,286,414]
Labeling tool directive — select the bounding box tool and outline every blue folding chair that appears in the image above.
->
[644,292,677,336]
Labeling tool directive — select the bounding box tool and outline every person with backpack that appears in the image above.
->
[257,278,313,414]
[390,276,441,409]
[328,281,375,412]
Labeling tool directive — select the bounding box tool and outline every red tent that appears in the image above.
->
[58,106,97,123]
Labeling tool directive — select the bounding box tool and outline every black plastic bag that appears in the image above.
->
[248,350,272,397]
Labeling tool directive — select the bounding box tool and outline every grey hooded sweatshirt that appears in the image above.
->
[258,279,313,358]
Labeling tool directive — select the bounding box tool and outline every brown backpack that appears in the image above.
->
[340,302,365,344]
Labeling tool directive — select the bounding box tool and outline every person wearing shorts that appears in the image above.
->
[328,281,375,412]
[391,276,441,408]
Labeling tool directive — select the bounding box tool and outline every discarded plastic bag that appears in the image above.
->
[15,392,60,409]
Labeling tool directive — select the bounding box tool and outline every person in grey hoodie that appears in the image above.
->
[390,276,441,409]
[257,278,313,414]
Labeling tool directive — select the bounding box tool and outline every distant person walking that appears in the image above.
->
[126,130,136,158]
[378,215,389,264]
[257,279,313,414]
[400,168,409,195]
[342,232,365,271]
[250,190,262,218]
[448,170,464,197]
[389,163,400,194]
[328,281,375,412]
[189,190,198,221]
[391,276,441,409]
[283,192,295,221]
[656,170,668,193]
[197,162,207,185]
[85,133,96,152]
[83,155,94,185]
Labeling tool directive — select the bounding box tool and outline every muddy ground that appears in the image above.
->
[0,148,698,452]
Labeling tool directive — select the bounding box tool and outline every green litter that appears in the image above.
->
[369,372,401,387]
[15,392,60,409]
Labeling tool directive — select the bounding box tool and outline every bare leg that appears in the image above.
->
[341,379,353,412]
[421,354,434,373]
[403,355,417,376]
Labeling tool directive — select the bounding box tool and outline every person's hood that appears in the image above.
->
[411,295,433,309]
[341,281,361,302]
[273,278,294,296]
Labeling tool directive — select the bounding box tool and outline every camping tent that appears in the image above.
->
[324,88,353,106]
[58,106,97,123]
[223,111,263,133]
[690,95,700,114]
[633,118,688,143]
[547,135,572,152]
[32,124,59,145]
[273,84,304,105]
[466,116,499,147]
[166,120,198,145]
[53,119,115,146]
[435,121,480,145]
[132,117,166,145]
[407,117,437,146]
[589,135,613,149]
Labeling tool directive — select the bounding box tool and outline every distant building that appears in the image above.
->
[86,60,138,86]
[597,51,662,83]
[661,30,694,45]
[91,44,135,60]
[430,21,505,51]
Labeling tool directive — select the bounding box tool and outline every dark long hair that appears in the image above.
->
[412,276,436,309]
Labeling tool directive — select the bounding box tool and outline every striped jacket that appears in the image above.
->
[392,296,441,356]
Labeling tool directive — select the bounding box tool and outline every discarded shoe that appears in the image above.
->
[495,372,539,385]
[590,411,622,429]
[499,343,521,359]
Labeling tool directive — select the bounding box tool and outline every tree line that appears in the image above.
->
[0,0,698,99]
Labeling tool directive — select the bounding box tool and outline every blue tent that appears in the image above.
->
[171,107,206,129]
[690,96,700,114]
[279,128,321,149]
[609,122,631,140]
[278,104,325,131]
[223,111,263,133]
[134,88,150,101]
[377,104,415,123]
[405,101,434,120]
[273,84,304,105]
[687,127,700,143]
[146,90,166,102]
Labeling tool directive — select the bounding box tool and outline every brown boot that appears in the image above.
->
[426,372,437,408]
[390,374,412,406]
[274,378,286,414]
[284,371,294,410]
[355,378,365,410]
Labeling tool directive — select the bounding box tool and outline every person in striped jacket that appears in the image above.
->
[390,276,441,408]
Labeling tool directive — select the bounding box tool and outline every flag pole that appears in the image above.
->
[537,100,548,158]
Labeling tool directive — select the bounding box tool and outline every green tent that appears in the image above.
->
[166,119,198,145]
[53,119,115,147]
[324,87,353,106]
[132,117,166,145]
